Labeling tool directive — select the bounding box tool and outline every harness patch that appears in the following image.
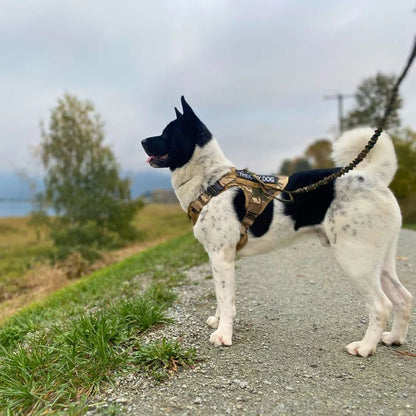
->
[188,168,288,250]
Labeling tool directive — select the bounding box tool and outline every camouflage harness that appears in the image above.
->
[187,168,289,251]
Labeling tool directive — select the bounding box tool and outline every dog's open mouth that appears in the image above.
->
[146,154,169,168]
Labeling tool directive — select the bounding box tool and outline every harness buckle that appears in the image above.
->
[206,182,224,196]
[245,210,258,222]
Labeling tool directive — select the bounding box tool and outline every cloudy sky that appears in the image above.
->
[1,0,415,177]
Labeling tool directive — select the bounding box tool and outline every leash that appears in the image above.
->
[249,35,416,201]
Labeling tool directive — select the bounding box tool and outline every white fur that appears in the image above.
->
[173,128,412,356]
[332,127,398,185]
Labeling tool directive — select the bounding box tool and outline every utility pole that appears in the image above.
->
[324,93,354,134]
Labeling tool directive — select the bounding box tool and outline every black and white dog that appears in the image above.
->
[141,96,412,357]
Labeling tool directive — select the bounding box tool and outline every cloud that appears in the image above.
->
[0,0,415,176]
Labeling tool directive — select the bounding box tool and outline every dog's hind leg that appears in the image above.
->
[380,238,413,346]
[331,242,393,357]
[208,248,236,346]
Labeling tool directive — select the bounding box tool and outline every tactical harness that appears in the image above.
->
[187,168,289,251]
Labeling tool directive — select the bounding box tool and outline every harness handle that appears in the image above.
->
[240,169,294,203]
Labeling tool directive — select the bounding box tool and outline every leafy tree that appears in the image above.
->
[305,139,334,169]
[39,93,142,259]
[343,73,402,130]
[278,157,311,175]
[391,129,416,223]
[278,138,333,175]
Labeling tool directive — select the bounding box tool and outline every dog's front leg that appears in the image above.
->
[208,249,236,346]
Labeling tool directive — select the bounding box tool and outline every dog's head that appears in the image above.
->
[141,96,212,170]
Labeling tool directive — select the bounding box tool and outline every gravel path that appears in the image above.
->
[91,229,416,415]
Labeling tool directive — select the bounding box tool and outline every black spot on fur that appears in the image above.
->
[232,188,274,237]
[282,168,341,230]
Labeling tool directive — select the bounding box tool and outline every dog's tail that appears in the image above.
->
[331,127,397,185]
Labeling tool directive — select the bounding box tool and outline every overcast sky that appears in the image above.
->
[1,0,415,177]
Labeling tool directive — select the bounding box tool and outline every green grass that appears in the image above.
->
[0,232,207,414]
[132,338,197,382]
[404,223,416,230]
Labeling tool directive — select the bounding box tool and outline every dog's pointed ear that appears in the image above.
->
[181,96,196,118]
[174,107,182,119]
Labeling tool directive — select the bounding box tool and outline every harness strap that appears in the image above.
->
[187,168,288,251]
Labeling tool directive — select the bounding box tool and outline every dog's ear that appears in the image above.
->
[180,95,212,146]
[181,96,196,119]
[174,107,182,119]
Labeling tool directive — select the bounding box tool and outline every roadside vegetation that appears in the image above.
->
[0,232,207,414]
[0,92,202,414]
[0,203,191,322]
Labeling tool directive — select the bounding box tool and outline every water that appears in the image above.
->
[0,201,35,218]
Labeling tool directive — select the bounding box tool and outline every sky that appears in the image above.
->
[0,0,415,178]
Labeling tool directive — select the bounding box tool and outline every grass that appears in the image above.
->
[132,338,197,382]
[0,203,192,321]
[0,232,207,414]
[0,289,171,413]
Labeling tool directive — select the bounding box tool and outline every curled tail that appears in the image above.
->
[331,127,397,185]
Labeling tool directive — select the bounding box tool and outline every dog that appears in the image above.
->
[141,96,412,357]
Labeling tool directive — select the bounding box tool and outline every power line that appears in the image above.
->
[324,93,354,134]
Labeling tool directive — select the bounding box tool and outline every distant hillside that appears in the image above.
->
[0,170,172,200]
[127,170,172,198]
[0,172,43,200]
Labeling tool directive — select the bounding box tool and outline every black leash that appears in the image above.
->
[282,35,416,198]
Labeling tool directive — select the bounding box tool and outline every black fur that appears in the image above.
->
[283,168,341,230]
[141,96,212,171]
[233,188,274,237]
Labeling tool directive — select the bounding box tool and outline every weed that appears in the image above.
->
[132,339,197,381]
[145,283,177,306]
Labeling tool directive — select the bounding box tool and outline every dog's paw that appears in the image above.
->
[206,316,220,329]
[381,332,405,346]
[209,330,232,347]
[345,341,376,357]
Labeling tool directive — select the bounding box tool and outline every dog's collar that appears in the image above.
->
[187,168,288,251]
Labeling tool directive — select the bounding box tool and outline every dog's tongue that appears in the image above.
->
[146,156,154,164]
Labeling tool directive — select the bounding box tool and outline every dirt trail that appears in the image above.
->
[91,230,416,415]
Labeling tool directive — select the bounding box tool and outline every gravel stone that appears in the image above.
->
[87,230,416,415]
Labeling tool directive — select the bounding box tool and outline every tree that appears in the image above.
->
[278,157,311,175]
[39,93,142,259]
[305,139,334,169]
[278,138,334,175]
[343,73,402,130]
[391,129,416,223]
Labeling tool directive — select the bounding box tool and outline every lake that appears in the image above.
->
[0,201,35,218]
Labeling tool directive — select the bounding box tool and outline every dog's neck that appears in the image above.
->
[171,138,234,210]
